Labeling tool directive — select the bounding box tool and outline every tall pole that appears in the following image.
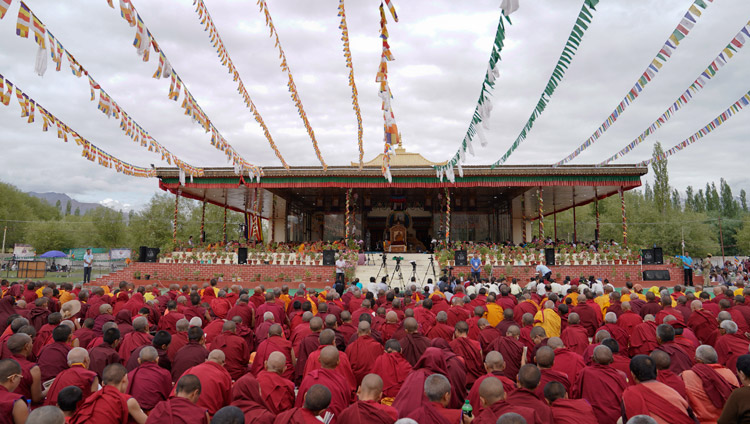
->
[521,195,527,243]
[719,216,725,264]
[572,187,577,243]
[200,199,206,244]
[553,191,557,242]
[620,187,628,246]
[538,187,544,239]
[594,188,600,244]
[1,226,6,254]
[173,191,180,247]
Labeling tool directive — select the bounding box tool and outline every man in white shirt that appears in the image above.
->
[536,263,552,281]
[335,255,346,286]
[83,248,93,284]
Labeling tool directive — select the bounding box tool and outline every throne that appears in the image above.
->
[389,224,407,253]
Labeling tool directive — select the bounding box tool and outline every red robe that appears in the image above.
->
[118,331,153,359]
[560,324,590,355]
[210,298,233,320]
[425,323,453,341]
[272,407,323,424]
[467,371,515,414]
[513,301,539,325]
[617,311,643,337]
[210,331,250,380]
[629,320,658,357]
[226,304,255,330]
[572,364,628,424]
[251,336,294,381]
[572,302,600,337]
[688,310,718,346]
[73,327,97,351]
[550,398,597,424]
[406,401,456,424]
[167,331,189,362]
[369,352,412,398]
[230,374,276,424]
[294,332,320,384]
[622,382,694,424]
[44,364,97,406]
[257,370,295,416]
[296,368,351,418]
[716,333,750,373]
[551,347,586,382]
[9,354,36,401]
[337,400,397,424]
[446,306,470,328]
[0,385,25,423]
[127,362,172,411]
[38,341,71,381]
[474,399,540,424]
[656,342,694,374]
[477,327,502,355]
[176,361,232,415]
[599,323,630,353]
[146,396,209,424]
[380,322,401,343]
[505,388,553,423]
[398,333,431,367]
[32,323,55,358]
[392,348,448,417]
[88,342,121,380]
[487,336,524,380]
[535,368,571,401]
[449,337,484,386]
[158,311,186,334]
[69,385,130,424]
[345,335,383,385]
[305,346,357,392]
[657,369,687,399]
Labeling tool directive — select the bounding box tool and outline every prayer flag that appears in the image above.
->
[31,9,45,48]
[16,1,30,37]
[0,0,11,19]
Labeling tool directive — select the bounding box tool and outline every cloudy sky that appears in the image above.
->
[1,0,749,211]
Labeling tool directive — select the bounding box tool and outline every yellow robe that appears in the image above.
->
[485,303,503,327]
[534,309,561,338]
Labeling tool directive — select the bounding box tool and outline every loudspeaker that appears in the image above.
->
[545,248,556,266]
[641,249,654,265]
[237,247,248,264]
[653,247,664,265]
[454,250,468,266]
[643,269,670,281]
[139,246,159,263]
[323,250,336,266]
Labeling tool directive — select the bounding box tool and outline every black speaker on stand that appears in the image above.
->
[138,246,148,262]
[237,248,248,264]
[641,249,655,265]
[653,247,664,265]
[454,250,468,266]
[323,250,336,266]
[139,247,159,263]
[545,248,555,266]
[643,270,670,281]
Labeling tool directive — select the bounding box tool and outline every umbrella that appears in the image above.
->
[39,250,67,258]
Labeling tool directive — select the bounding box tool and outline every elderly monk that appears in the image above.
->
[175,350,232,415]
[629,314,659,357]
[257,351,295,415]
[294,317,323,384]
[617,301,643,337]
[397,317,431,367]
[477,318,502,355]
[505,364,554,422]
[70,363,148,424]
[306,329,356,391]
[226,295,255,330]
[716,320,750,373]
[167,319,190,362]
[654,323,693,374]
[547,337,585,382]
[273,384,331,424]
[44,347,98,406]
[171,326,209,383]
[126,330,172,372]
[534,346,571,401]
[380,311,400,342]
[126,346,172,411]
[0,358,29,424]
[543,380,596,424]
[37,324,73,382]
[572,345,628,424]
[157,300,186,335]
[296,346,351,418]
[146,374,209,424]
[650,349,687,399]
[229,373,276,424]
[251,324,295,380]
[6,333,43,404]
[405,374,461,424]
[599,312,630,353]
[369,339,411,401]
[534,300,561,338]
[256,312,277,347]
[495,308,516,336]
[474,376,539,424]
[622,355,694,424]
[468,351,515,414]
[449,320,484,386]
[73,318,97,351]
[89,326,121,381]
[346,321,384,385]
[337,374,398,423]
[118,317,153,360]
[687,300,719,346]
[560,313,589,355]
[209,321,249,380]
[426,311,454,340]
[572,292,601,337]
[681,344,739,422]
[487,325,525,380]
[392,347,448,418]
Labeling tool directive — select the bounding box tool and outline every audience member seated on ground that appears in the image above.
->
[718,353,750,424]
[146,374,209,424]
[69,363,148,424]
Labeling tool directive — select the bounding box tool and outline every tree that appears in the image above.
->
[74,207,80,216]
[706,183,720,212]
[25,221,75,252]
[736,219,750,254]
[671,189,681,211]
[65,200,72,216]
[685,186,695,212]
[742,189,748,213]
[55,199,62,213]
[720,178,738,217]
[651,142,670,213]
[694,189,706,213]
[643,182,653,202]
[89,207,126,248]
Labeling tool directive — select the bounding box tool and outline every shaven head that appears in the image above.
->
[102,363,127,386]
[176,374,202,396]
[358,321,371,335]
[496,413,528,424]
[535,346,555,369]
[66,347,88,366]
[208,349,226,366]
[211,406,244,424]
[484,351,505,372]
[385,339,401,353]
[57,386,83,412]
[478,376,505,406]
[304,384,331,413]
[268,324,283,338]
[26,406,64,424]
[266,351,286,374]
[424,374,451,402]
[547,337,564,350]
[7,333,32,355]
[506,325,520,338]
[222,320,236,333]
[139,346,159,363]
[567,312,580,325]
[319,346,340,369]
[593,345,613,365]
[650,349,671,370]
[517,364,541,390]
[695,345,719,364]
[404,317,418,333]
[543,380,567,403]
[176,318,189,332]
[319,329,335,346]
[0,358,22,383]
[358,373,384,401]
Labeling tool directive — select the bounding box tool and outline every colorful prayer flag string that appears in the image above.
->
[0,0,12,19]
[15,1,204,179]
[491,0,600,168]
[255,0,327,170]
[345,188,352,239]
[444,188,451,242]
[378,0,399,182]
[538,187,544,239]
[556,0,715,166]
[600,19,749,165]
[191,0,289,169]
[337,0,365,169]
[0,75,156,178]
[637,90,750,167]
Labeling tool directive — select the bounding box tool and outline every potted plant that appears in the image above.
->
[484,263,493,278]
[133,271,141,280]
[304,270,312,280]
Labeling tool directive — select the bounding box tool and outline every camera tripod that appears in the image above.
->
[374,254,389,281]
[389,260,406,290]
[421,255,438,285]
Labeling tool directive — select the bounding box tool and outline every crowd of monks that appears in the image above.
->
[1,277,750,424]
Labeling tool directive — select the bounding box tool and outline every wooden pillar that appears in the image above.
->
[521,194,526,243]
[537,187,544,239]
[553,190,557,241]
[200,199,206,244]
[620,187,628,246]
[572,187,577,243]
[594,187,600,244]
[444,188,451,243]
[222,189,227,243]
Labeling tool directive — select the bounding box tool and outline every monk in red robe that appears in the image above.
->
[426,311,454,340]
[543,381,597,424]
[73,318,97,350]
[687,300,719,345]
[294,317,322,384]
[475,375,540,424]
[146,374,209,424]
[345,321,384,385]
[617,302,643,337]
[226,295,255,330]
[37,324,72,382]
[599,313,630,354]
[392,347,448,418]
[88,326,121,381]
[560,313,590,355]
[513,295,539,325]
[681,344,739,423]
[209,321,249,380]
[158,301,186,334]
[175,350,232,415]
[534,346,571,401]
[405,373,463,424]
[118,316,153,360]
[369,339,412,401]
[654,323,694,374]
[629,317,659,356]
[257,351,295,415]
[251,324,295,380]
[273,384,331,424]
[716,319,750,373]
[449,320,484,386]
[477,319,502,355]
[571,294,601,337]
[487,325,525,380]
[6,334,43,404]
[305,330,356,392]
[397,317,431,366]
[468,351,515,415]
[70,363,148,424]
[571,345,628,424]
[126,346,172,412]
[296,346,352,419]
[44,348,98,406]
[337,374,397,423]
[0,358,29,424]
[546,337,586,382]
[622,354,694,424]
[167,319,190,362]
[651,349,687,399]
[230,373,276,424]
[171,327,209,383]
[430,338,468,409]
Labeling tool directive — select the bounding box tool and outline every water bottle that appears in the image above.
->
[461,399,473,418]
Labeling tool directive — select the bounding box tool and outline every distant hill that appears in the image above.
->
[28,192,104,214]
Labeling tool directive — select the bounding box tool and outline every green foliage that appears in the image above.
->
[65,200,72,216]
[736,219,750,254]
[652,142,670,214]
[25,220,75,252]
[0,182,60,252]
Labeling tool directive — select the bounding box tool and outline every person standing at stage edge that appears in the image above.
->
[470,254,482,282]
[335,254,346,287]
[83,249,93,284]
[676,252,694,287]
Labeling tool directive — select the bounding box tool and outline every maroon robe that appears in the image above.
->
[716,332,750,373]
[9,354,36,401]
[572,302,600,337]
[0,385,25,423]
[450,337,484,386]
[44,364,97,406]
[657,369,687,399]
[474,400,539,424]
[230,374,276,424]
[617,311,643,337]
[127,361,172,411]
[560,324,590,355]
[88,342,121,380]
[414,308,437,337]
[487,336,524,380]
[210,331,250,380]
[38,341,71,381]
[629,320,659,356]
[296,368,351,418]
[171,341,209,383]
[32,323,55,358]
[535,368,572,400]
[398,333,431,367]
[572,363,628,424]
[392,348,448,418]
[73,327,97,351]
[430,339,468,409]
[639,300,662,318]
[549,398,597,424]
[551,347,586,382]
[505,388,553,423]
[337,400,397,424]
[167,331,189,362]
[115,310,134,337]
[255,321,275,346]
[622,383,694,424]
[305,346,357,392]
[251,336,295,380]
[687,309,718,345]
[468,372,515,414]
[146,396,209,424]
[370,351,412,398]
[118,331,153,359]
[495,318,516,336]
[406,401,455,424]
[513,301,539,325]
[477,326,502,355]
[345,335,383,385]
[599,323,629,353]
[294,332,320,384]
[176,361,232,415]
[68,385,130,424]
[425,323,453,341]
[257,370,295,416]
[202,320,224,345]
[273,407,324,424]
[655,342,694,374]
[226,304,255,330]
[158,311,186,334]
